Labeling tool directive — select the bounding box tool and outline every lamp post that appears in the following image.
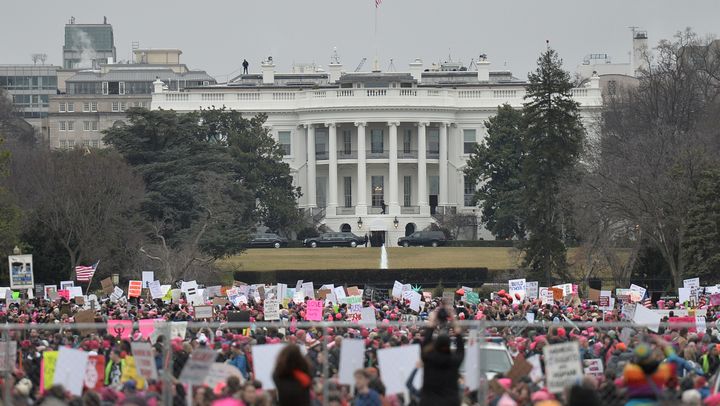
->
[393,217,399,228]
[357,217,363,229]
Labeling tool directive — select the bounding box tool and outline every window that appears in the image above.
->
[67,121,74,131]
[83,121,91,131]
[315,129,328,158]
[316,177,327,208]
[607,80,617,95]
[427,128,439,154]
[90,102,97,112]
[67,103,74,112]
[102,82,109,95]
[403,176,412,206]
[370,129,383,154]
[91,121,98,131]
[278,131,291,155]
[429,176,439,195]
[59,140,67,149]
[90,140,100,148]
[68,140,75,148]
[343,177,352,207]
[371,176,384,207]
[463,129,477,154]
[120,102,127,112]
[83,102,90,112]
[464,176,476,206]
[343,130,352,155]
[59,103,66,113]
[59,121,66,131]
[112,102,119,112]
[82,140,90,147]
[403,129,412,153]
[119,82,125,95]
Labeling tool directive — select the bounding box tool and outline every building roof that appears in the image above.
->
[64,25,114,51]
[66,68,215,83]
[338,72,416,85]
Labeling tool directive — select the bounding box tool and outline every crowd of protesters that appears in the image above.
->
[0,283,719,406]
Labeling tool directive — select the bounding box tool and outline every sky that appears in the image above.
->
[2,0,719,82]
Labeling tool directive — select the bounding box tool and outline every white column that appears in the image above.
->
[327,123,338,212]
[306,124,316,208]
[439,122,449,206]
[417,122,429,213]
[355,122,367,215]
[388,121,400,215]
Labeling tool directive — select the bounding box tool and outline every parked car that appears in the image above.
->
[303,232,365,248]
[397,231,447,247]
[248,233,288,248]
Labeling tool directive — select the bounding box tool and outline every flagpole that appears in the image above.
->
[373,0,379,72]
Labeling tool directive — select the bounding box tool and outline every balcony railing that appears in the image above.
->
[426,150,440,159]
[367,207,386,214]
[336,206,356,215]
[401,206,420,214]
[338,150,357,159]
[315,150,329,160]
[367,149,389,159]
[397,150,418,159]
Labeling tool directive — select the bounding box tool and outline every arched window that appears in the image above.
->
[405,223,416,237]
[340,223,351,233]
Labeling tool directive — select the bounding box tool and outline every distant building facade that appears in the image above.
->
[152,56,602,244]
[63,18,116,69]
[576,30,648,96]
[0,64,60,137]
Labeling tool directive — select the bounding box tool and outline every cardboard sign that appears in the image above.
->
[506,354,533,383]
[588,288,601,302]
[543,341,583,393]
[552,288,564,301]
[128,280,142,298]
[74,309,97,336]
[194,305,213,319]
[347,286,361,296]
[306,300,323,321]
[101,278,114,294]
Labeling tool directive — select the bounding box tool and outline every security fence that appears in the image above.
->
[0,319,705,406]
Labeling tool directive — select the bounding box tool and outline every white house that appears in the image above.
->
[151,56,602,246]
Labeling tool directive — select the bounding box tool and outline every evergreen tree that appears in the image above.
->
[521,47,585,283]
[682,170,720,282]
[464,104,526,239]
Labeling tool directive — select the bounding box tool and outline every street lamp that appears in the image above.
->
[393,217,399,228]
[357,217,363,229]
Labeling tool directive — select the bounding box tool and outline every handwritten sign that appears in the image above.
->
[264,298,280,321]
[543,341,583,393]
[128,280,142,298]
[306,300,323,321]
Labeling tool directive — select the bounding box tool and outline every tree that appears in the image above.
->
[520,47,586,283]
[464,104,526,239]
[682,170,720,282]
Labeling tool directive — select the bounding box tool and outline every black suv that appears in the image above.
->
[248,233,288,248]
[398,231,446,247]
[304,232,365,248]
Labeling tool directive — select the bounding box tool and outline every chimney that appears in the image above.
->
[477,57,490,82]
[590,71,600,89]
[632,30,649,76]
[409,58,423,83]
[328,62,343,83]
[153,78,164,93]
[262,58,275,85]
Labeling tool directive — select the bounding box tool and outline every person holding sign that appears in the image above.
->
[419,304,464,406]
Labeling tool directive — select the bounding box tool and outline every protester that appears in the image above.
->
[419,304,464,406]
[272,344,312,406]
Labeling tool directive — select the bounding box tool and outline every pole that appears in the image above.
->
[322,325,330,406]
[373,1,379,72]
[162,322,173,406]
[3,327,11,406]
[478,320,487,406]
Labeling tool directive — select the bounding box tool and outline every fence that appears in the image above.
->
[0,319,703,406]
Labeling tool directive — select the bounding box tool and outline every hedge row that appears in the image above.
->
[445,240,517,247]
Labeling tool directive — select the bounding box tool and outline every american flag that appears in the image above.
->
[642,297,652,309]
[75,261,99,282]
[375,0,382,7]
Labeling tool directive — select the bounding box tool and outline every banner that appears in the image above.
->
[8,254,33,289]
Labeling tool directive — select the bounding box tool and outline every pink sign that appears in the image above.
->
[710,294,720,306]
[107,320,133,339]
[305,300,324,321]
[669,316,696,333]
[58,290,70,301]
[138,319,158,338]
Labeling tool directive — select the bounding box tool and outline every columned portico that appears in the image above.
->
[388,121,400,215]
[355,121,367,215]
[306,124,316,208]
[417,121,429,214]
[439,122,449,206]
[326,122,338,211]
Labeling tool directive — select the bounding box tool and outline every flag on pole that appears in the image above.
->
[375,0,382,7]
[76,261,99,282]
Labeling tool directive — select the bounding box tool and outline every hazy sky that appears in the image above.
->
[2,0,719,82]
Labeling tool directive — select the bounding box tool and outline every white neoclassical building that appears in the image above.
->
[151,57,602,246]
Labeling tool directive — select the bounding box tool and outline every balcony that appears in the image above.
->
[337,149,357,159]
[426,150,440,159]
[336,206,356,215]
[315,150,329,160]
[397,150,418,159]
[367,207,386,214]
[401,206,420,214]
[367,149,389,159]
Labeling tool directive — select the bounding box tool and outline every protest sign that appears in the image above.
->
[552,288,564,301]
[465,292,480,305]
[306,300,323,321]
[74,309,96,336]
[100,278,114,295]
[588,288,601,302]
[508,278,526,303]
[527,354,544,383]
[360,307,377,328]
[252,344,286,390]
[41,351,58,391]
[141,271,154,289]
[0,341,17,372]
[543,341,583,393]
[347,286,361,296]
[392,281,403,299]
[506,354,533,383]
[8,254,34,289]
[599,296,610,308]
[334,286,347,300]
[345,295,363,314]
[60,280,74,290]
[338,339,366,386]
[583,359,604,378]
[55,347,89,396]
[525,312,535,323]
[629,284,647,302]
[179,348,217,384]
[128,280,142,298]
[697,316,707,332]
[83,355,105,390]
[678,288,691,304]
[138,319,156,339]
[107,320,132,339]
[131,342,158,381]
[464,343,480,391]
[378,344,421,395]
[194,305,213,319]
[302,282,314,299]
[264,298,280,321]
[148,280,163,299]
[170,321,188,339]
[109,286,124,302]
[526,281,539,300]
[633,303,661,332]
[204,363,243,389]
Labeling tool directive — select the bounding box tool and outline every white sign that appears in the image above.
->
[8,254,33,289]
[194,305,213,319]
[583,359,604,378]
[540,287,553,305]
[131,341,158,381]
[464,343,480,391]
[181,280,198,297]
[252,344,286,390]
[148,280,163,299]
[338,339,366,386]
[377,344,420,395]
[0,341,17,371]
[543,341,583,393]
[526,282,539,300]
[697,316,707,332]
[527,354,544,383]
[402,290,422,312]
[360,307,377,328]
[179,348,218,384]
[679,287,692,304]
[142,271,154,289]
[629,284,647,302]
[170,321,188,339]
[68,286,83,299]
[302,282,314,299]
[508,278,526,303]
[204,363,243,389]
[55,347,90,396]
[60,280,74,291]
[525,312,535,323]
[334,286,347,300]
[110,286,124,302]
[633,304,661,333]
[264,298,280,321]
[392,281,403,299]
